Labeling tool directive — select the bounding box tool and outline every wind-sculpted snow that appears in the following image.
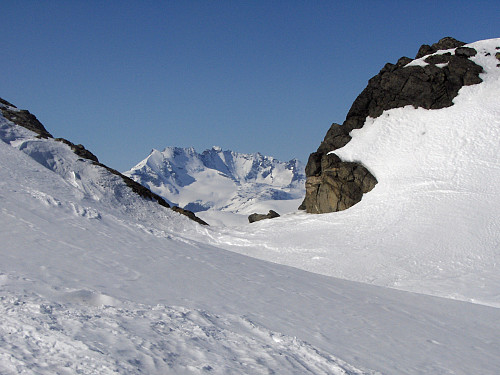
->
[1,285,366,375]
[125,146,305,226]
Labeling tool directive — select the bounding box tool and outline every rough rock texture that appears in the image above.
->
[248,210,280,223]
[1,97,207,225]
[0,98,53,138]
[302,37,484,214]
[55,138,99,163]
[302,160,377,214]
[415,36,465,59]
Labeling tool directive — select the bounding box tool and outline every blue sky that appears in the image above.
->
[1,1,498,171]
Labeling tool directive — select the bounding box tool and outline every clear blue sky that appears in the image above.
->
[1,1,498,171]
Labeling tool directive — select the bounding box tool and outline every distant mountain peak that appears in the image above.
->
[124,147,305,216]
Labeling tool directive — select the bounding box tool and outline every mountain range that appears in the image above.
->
[124,146,305,225]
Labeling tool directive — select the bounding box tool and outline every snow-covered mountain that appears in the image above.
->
[2,37,500,375]
[124,146,305,225]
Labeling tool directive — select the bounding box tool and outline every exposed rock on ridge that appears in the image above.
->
[0,97,207,225]
[302,37,484,213]
[0,98,53,138]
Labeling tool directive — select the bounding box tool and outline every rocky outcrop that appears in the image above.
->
[302,37,484,214]
[54,138,99,163]
[302,155,377,214]
[248,210,280,223]
[0,98,53,138]
[171,206,209,226]
[0,97,208,225]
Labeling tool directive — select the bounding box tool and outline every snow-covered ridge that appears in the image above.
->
[125,146,305,225]
[0,105,207,231]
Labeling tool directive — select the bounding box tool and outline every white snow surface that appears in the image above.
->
[124,146,305,226]
[2,38,500,374]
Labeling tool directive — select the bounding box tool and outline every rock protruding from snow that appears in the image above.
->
[248,210,280,223]
[0,98,53,138]
[414,36,465,59]
[302,37,484,214]
[0,98,207,225]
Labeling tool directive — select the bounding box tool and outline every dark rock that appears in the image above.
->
[301,161,377,213]
[0,98,15,107]
[0,98,53,138]
[248,210,280,223]
[303,37,483,214]
[455,47,477,58]
[415,37,465,59]
[171,206,209,225]
[305,152,323,177]
[496,52,500,61]
[54,138,99,162]
[424,52,453,65]
[317,123,351,154]
[397,57,413,67]
[321,152,342,171]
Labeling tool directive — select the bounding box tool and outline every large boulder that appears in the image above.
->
[302,37,484,213]
[301,155,377,213]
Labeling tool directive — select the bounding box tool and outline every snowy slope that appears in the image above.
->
[202,38,500,307]
[124,146,305,226]
[2,133,500,375]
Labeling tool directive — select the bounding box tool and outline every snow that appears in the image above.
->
[404,48,456,67]
[2,38,500,374]
[1,287,364,375]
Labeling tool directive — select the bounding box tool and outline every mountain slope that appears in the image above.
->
[0,99,207,226]
[124,146,305,225]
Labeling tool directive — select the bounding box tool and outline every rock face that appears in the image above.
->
[0,98,53,138]
[248,210,280,223]
[302,37,484,213]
